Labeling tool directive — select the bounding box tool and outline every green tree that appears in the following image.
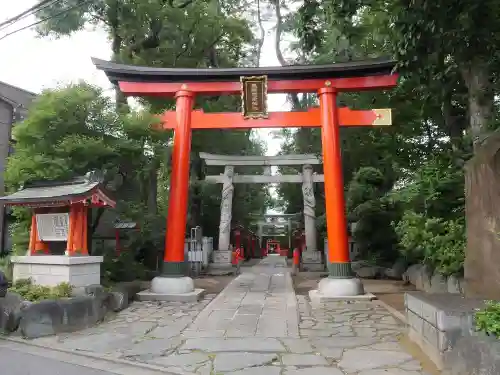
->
[297,0,500,149]
[6,83,164,254]
[273,0,474,270]
[346,167,399,263]
[35,0,270,245]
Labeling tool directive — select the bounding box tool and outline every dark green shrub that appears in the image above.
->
[101,248,148,285]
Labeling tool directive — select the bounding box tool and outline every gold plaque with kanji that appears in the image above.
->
[241,75,268,119]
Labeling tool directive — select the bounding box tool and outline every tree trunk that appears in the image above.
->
[111,32,128,112]
[108,0,128,113]
[272,0,300,109]
[461,58,494,151]
[256,0,265,67]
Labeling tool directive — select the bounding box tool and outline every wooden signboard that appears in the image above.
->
[36,213,70,241]
[241,75,268,119]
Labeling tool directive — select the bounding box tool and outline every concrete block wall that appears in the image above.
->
[405,292,485,370]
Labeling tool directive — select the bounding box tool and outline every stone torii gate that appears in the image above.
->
[200,152,324,270]
[251,212,302,249]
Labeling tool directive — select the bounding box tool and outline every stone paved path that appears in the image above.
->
[186,255,299,338]
[28,256,434,375]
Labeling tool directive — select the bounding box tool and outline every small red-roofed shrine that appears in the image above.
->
[0,171,115,287]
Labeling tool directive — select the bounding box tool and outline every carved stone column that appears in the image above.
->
[302,164,317,251]
[257,222,263,256]
[301,164,323,271]
[217,166,234,250]
[211,165,235,271]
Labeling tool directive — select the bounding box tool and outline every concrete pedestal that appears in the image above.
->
[137,276,205,302]
[309,277,375,304]
[11,255,103,287]
[301,250,324,271]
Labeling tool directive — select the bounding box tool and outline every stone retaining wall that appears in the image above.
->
[403,264,464,294]
[405,292,486,371]
[443,330,500,375]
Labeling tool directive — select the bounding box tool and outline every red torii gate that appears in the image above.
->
[93,58,398,298]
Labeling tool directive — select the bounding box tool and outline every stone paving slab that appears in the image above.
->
[24,257,437,374]
[186,255,299,338]
[28,296,216,360]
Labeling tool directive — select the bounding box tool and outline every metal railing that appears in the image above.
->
[184,226,214,277]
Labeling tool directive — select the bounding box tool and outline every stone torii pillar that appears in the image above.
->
[211,165,235,271]
[301,164,323,271]
[257,221,264,248]
[301,164,317,251]
[218,165,235,251]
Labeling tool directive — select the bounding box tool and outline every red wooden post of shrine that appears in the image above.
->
[66,203,90,255]
[93,57,398,298]
[163,90,194,276]
[28,210,49,255]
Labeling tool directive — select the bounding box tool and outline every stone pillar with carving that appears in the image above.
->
[211,165,235,272]
[301,164,323,271]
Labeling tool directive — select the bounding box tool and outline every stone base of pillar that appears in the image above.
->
[207,250,235,275]
[137,276,205,302]
[309,277,376,304]
[301,250,324,272]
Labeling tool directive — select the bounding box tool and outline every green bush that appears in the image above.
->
[9,278,72,302]
[346,167,400,263]
[395,210,465,276]
[101,248,148,285]
[0,256,12,280]
[475,301,500,338]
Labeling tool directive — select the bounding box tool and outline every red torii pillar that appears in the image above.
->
[162,90,194,275]
[317,86,363,295]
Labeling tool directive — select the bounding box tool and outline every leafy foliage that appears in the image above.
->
[6,83,165,255]
[272,0,475,272]
[395,211,465,276]
[346,168,399,263]
[9,279,72,302]
[475,301,500,338]
[101,249,148,285]
[388,151,467,274]
[19,0,270,262]
[0,256,12,280]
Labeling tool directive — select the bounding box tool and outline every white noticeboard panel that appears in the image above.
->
[36,213,70,241]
